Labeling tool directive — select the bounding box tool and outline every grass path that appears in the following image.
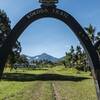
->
[0,67,97,100]
[4,81,55,100]
[51,67,97,100]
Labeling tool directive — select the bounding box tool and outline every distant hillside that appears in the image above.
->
[24,53,59,62]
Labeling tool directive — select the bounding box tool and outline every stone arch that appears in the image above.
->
[0,7,100,98]
[95,40,100,50]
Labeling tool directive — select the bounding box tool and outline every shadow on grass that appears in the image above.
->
[1,73,90,82]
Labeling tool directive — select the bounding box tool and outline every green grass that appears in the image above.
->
[0,66,97,100]
[53,80,96,100]
[0,81,38,100]
[6,81,54,100]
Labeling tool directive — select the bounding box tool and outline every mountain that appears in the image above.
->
[31,53,58,62]
[24,53,59,63]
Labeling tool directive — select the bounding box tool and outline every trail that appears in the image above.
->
[28,81,55,100]
[4,68,62,100]
[52,82,62,100]
[49,68,62,100]
[5,80,55,100]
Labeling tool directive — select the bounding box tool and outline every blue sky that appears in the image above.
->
[0,0,100,58]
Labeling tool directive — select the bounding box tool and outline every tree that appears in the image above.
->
[70,46,74,55]
[75,46,84,70]
[96,32,100,41]
[64,46,75,68]
[85,24,100,55]
[85,24,95,44]
[0,9,21,69]
[76,46,82,55]
[70,46,75,67]
[63,45,90,71]
[0,10,11,47]
[95,32,100,54]
[18,55,29,67]
[85,24,100,44]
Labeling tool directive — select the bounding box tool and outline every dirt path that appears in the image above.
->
[27,81,56,100]
[51,82,62,100]
[48,69,62,100]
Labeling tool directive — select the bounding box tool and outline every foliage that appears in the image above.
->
[85,24,100,56]
[1,67,97,100]
[32,59,55,68]
[85,24,100,44]
[0,9,22,69]
[62,45,89,71]
[61,24,100,71]
[85,24,96,44]
[0,9,11,47]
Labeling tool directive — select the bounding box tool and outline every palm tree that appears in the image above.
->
[85,24,100,56]
[95,32,100,55]
[95,32,100,41]
[85,24,96,44]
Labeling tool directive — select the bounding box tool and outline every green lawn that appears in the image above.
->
[0,66,97,100]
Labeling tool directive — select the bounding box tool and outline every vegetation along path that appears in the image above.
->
[0,66,97,100]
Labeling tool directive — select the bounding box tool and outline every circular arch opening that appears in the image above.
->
[18,18,80,58]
